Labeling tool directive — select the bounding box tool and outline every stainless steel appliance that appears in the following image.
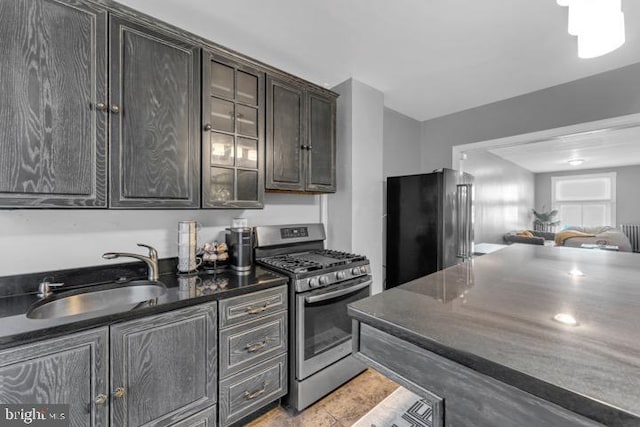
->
[225,227,253,273]
[386,168,474,289]
[254,223,370,411]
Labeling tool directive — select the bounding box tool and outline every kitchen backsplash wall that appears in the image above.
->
[0,193,321,276]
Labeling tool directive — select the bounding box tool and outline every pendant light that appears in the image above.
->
[557,0,626,58]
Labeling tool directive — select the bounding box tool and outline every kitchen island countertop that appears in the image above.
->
[349,244,640,426]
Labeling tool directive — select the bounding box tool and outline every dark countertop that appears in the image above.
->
[348,244,640,426]
[0,265,287,350]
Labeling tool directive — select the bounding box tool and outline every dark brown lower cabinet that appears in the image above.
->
[354,323,604,427]
[0,302,217,427]
[172,406,217,427]
[0,328,109,427]
[217,286,288,426]
[110,303,217,426]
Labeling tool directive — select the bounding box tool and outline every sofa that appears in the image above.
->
[504,226,633,252]
[556,226,633,252]
[503,230,556,246]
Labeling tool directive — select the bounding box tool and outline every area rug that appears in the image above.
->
[352,386,437,427]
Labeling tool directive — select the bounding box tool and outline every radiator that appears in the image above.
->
[620,224,640,253]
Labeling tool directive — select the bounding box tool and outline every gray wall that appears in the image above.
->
[383,108,422,178]
[535,165,640,225]
[0,194,321,276]
[420,61,640,172]
[463,151,535,244]
[328,78,385,294]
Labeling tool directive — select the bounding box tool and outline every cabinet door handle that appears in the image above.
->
[95,102,108,111]
[245,303,268,315]
[244,382,268,400]
[94,393,108,406]
[245,339,268,353]
[110,105,120,114]
[203,123,212,131]
[113,387,126,399]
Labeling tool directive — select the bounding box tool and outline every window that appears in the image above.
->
[551,172,616,227]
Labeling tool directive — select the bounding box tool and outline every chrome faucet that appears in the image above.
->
[38,277,65,298]
[102,243,159,282]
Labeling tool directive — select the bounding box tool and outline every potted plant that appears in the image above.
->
[532,207,561,232]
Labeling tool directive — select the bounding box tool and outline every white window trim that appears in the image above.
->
[551,172,617,227]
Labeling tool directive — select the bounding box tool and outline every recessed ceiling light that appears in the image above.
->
[553,313,578,326]
[568,159,584,166]
[569,268,585,277]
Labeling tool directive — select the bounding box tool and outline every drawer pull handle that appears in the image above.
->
[244,382,268,400]
[245,303,269,315]
[245,339,268,353]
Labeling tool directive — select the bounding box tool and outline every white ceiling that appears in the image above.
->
[488,125,640,173]
[118,0,640,121]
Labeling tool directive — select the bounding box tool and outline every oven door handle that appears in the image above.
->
[304,281,371,304]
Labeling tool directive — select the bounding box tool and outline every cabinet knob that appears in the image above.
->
[95,393,108,406]
[203,124,212,131]
[301,145,308,150]
[110,105,121,114]
[307,145,313,150]
[113,387,126,399]
[95,102,108,111]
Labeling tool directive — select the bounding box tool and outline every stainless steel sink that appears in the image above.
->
[27,281,167,320]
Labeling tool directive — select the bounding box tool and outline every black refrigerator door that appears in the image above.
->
[386,173,439,289]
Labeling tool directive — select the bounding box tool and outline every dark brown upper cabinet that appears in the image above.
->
[266,76,337,193]
[306,89,337,192]
[0,0,108,207]
[202,52,265,208]
[109,16,201,208]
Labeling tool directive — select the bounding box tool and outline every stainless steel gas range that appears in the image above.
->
[254,223,371,411]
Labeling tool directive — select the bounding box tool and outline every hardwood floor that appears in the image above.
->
[247,368,399,426]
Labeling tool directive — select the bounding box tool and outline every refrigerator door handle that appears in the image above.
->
[464,183,473,258]
[456,184,465,259]
[456,184,473,259]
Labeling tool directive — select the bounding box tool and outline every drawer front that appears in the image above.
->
[220,311,287,378]
[219,285,287,328]
[219,354,287,427]
[172,405,216,427]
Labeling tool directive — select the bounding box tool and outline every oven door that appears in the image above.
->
[296,275,372,380]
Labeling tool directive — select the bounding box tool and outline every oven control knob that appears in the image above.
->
[336,271,346,281]
[351,267,361,276]
[309,278,319,288]
[360,266,367,274]
[319,275,329,286]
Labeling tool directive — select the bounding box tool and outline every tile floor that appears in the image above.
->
[247,368,399,427]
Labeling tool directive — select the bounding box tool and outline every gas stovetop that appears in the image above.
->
[253,224,371,293]
[258,249,366,274]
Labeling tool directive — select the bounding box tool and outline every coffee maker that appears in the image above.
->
[225,227,253,273]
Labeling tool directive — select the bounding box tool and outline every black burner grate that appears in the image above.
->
[258,249,367,274]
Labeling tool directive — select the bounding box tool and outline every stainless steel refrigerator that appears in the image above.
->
[385,168,474,289]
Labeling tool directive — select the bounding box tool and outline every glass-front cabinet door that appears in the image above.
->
[202,52,264,208]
